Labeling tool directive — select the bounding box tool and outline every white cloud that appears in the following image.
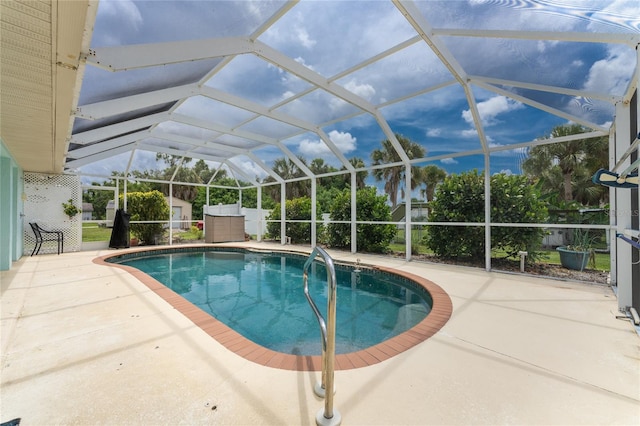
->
[426,128,442,137]
[328,130,357,153]
[298,130,357,159]
[462,129,478,138]
[295,26,316,49]
[281,90,295,100]
[99,0,142,31]
[95,0,142,45]
[328,97,351,114]
[462,96,524,127]
[294,56,316,72]
[581,45,636,95]
[536,40,559,53]
[489,144,526,157]
[298,139,326,157]
[588,1,640,33]
[229,159,267,180]
[441,158,458,165]
[100,0,142,25]
[343,79,376,101]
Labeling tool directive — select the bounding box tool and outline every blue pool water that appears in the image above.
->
[115,250,432,356]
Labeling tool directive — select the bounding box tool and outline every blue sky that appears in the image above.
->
[76,0,640,191]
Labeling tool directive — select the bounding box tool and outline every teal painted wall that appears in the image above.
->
[0,139,24,271]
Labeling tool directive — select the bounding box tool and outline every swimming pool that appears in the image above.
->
[98,246,452,370]
[113,249,430,355]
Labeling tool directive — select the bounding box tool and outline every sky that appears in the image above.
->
[74,0,640,195]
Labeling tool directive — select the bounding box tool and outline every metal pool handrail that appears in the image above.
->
[303,247,341,426]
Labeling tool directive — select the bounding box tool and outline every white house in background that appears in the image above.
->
[81,203,93,221]
[165,196,192,229]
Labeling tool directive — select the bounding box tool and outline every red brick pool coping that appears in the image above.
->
[94,246,452,371]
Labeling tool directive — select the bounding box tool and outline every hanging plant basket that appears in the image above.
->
[62,199,81,219]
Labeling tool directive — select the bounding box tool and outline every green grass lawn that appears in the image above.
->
[82,222,204,243]
[390,227,610,271]
[84,223,610,272]
[82,222,112,242]
[539,249,610,271]
[172,227,204,241]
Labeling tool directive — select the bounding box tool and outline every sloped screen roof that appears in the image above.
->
[66,0,640,184]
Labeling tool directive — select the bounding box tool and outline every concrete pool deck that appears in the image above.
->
[1,242,639,425]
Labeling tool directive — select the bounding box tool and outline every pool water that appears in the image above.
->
[118,250,432,356]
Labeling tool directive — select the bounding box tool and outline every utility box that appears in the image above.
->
[204,215,245,243]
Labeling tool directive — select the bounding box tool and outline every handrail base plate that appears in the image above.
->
[316,408,341,426]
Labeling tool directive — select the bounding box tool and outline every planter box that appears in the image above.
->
[557,246,590,271]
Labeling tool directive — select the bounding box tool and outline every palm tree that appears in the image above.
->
[162,165,201,202]
[340,157,368,189]
[371,134,426,208]
[263,156,310,202]
[522,124,608,205]
[419,164,447,203]
[309,158,340,189]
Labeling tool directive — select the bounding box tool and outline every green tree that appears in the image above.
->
[191,176,240,220]
[120,190,170,245]
[522,124,608,205]
[326,187,396,253]
[263,157,310,203]
[193,159,218,183]
[371,134,426,208]
[82,181,115,220]
[419,164,447,204]
[159,164,201,202]
[266,196,321,244]
[425,171,547,261]
[341,157,368,189]
[135,173,161,191]
[309,158,337,187]
[155,153,190,168]
[317,186,343,213]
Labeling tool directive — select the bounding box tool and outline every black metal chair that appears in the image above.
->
[29,222,64,256]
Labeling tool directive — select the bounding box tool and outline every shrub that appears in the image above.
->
[425,171,547,261]
[120,190,170,245]
[266,197,322,244]
[327,187,396,253]
[190,225,204,240]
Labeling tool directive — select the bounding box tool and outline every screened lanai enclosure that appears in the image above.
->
[1,1,639,314]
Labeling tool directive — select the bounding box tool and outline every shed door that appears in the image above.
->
[171,206,182,229]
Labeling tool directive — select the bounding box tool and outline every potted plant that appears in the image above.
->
[556,229,595,271]
[62,199,81,219]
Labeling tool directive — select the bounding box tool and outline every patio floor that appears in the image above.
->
[1,242,639,425]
